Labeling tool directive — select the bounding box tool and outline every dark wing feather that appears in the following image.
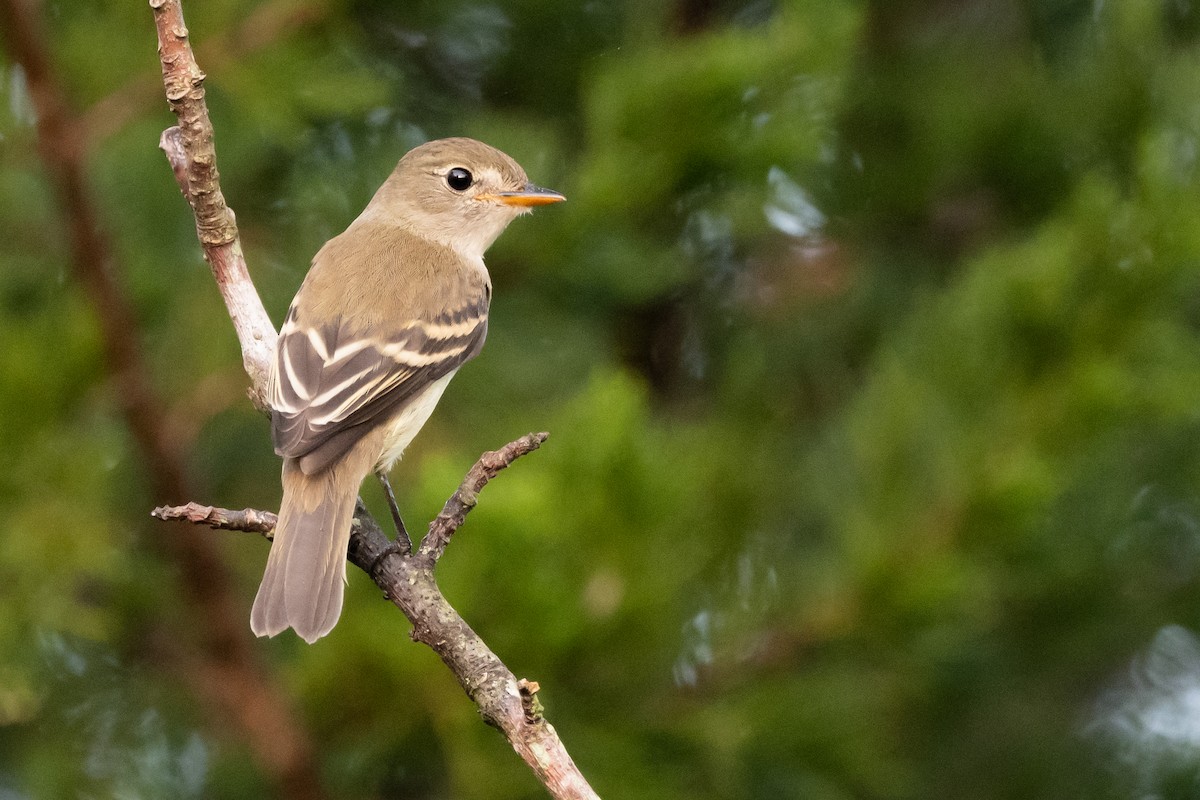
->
[269,298,488,473]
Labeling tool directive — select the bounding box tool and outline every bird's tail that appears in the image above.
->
[251,454,366,643]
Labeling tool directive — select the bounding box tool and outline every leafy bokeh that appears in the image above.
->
[4,1,1200,798]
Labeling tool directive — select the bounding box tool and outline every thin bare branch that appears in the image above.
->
[151,431,548,548]
[153,502,278,535]
[420,431,550,561]
[348,504,602,800]
[157,431,601,800]
[151,0,276,408]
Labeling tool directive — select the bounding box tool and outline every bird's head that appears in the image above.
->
[369,137,564,260]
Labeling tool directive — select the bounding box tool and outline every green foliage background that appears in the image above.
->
[4,0,1200,797]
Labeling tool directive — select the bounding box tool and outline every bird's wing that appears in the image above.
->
[268,297,488,474]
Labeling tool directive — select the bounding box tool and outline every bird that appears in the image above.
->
[251,137,564,643]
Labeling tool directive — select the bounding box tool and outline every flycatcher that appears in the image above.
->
[251,137,564,643]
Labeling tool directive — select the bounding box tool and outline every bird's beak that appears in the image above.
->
[481,183,566,207]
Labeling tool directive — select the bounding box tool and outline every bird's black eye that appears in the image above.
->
[446,167,473,191]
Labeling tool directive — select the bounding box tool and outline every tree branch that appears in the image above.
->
[155,435,602,800]
[349,482,600,800]
[419,431,549,561]
[148,0,601,797]
[153,502,279,535]
[153,429,594,800]
[152,0,275,408]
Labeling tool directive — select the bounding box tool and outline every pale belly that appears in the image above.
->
[376,371,456,472]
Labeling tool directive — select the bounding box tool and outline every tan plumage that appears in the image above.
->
[251,137,563,643]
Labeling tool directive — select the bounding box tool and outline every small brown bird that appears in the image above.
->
[251,137,564,643]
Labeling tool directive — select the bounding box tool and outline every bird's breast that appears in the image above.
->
[375,371,457,472]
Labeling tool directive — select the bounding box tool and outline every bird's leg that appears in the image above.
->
[375,469,412,555]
